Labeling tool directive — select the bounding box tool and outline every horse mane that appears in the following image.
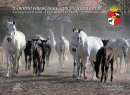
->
[79,31,88,44]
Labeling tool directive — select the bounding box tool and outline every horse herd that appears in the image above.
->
[1,21,130,82]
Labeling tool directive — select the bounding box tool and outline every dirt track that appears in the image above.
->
[0,52,130,95]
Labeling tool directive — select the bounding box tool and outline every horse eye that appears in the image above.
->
[7,28,8,30]
[13,28,15,31]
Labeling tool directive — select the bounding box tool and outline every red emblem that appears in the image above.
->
[107,12,121,26]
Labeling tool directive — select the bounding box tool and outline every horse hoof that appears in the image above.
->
[84,77,87,79]
[76,77,80,80]
[4,74,9,78]
[92,77,97,80]
[16,71,18,74]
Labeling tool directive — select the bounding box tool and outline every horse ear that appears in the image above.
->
[78,29,81,33]
[7,20,9,24]
[45,40,47,43]
[36,39,39,41]
[107,40,109,42]
[80,29,82,31]
[73,28,76,32]
[13,21,15,25]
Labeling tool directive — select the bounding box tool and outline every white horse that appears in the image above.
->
[55,36,69,67]
[107,37,129,74]
[71,29,103,79]
[2,21,26,77]
[70,29,83,77]
[47,29,56,64]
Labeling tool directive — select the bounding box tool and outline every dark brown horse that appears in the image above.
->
[101,39,109,47]
[93,47,114,82]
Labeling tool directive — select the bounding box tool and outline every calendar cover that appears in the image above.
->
[0,0,130,95]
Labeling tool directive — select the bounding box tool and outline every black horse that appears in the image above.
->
[32,39,51,76]
[93,47,114,82]
[24,40,32,70]
[38,40,49,72]
[101,39,109,47]
[32,39,42,76]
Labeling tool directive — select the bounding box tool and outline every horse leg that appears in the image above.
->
[62,54,65,67]
[28,55,32,70]
[38,59,42,76]
[5,53,10,77]
[119,57,122,74]
[104,63,109,82]
[46,54,49,66]
[16,52,22,74]
[33,57,36,74]
[79,60,83,78]
[101,64,104,82]
[42,58,45,72]
[12,54,17,76]
[125,57,129,73]
[25,55,27,70]
[91,60,97,80]
[82,57,88,79]
[58,54,62,67]
[72,59,76,78]
[127,59,130,73]
[2,48,4,64]
[110,59,114,82]
[76,57,80,79]
[35,60,38,75]
[51,51,54,64]
[115,57,118,73]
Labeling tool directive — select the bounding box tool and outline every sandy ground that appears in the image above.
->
[0,51,130,95]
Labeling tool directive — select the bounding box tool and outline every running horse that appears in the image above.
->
[93,47,114,82]
[2,21,26,77]
[71,28,103,79]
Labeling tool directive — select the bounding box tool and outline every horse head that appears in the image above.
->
[32,39,38,50]
[47,29,54,40]
[122,41,129,57]
[6,21,16,42]
[71,28,82,52]
[101,39,109,47]
[117,37,129,57]
[27,40,32,49]
[39,40,48,52]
